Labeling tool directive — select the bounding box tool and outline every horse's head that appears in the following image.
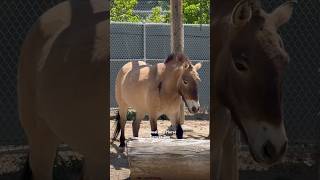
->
[179,61,202,113]
[164,53,202,113]
[217,0,296,165]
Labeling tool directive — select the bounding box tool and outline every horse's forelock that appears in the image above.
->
[164,53,175,64]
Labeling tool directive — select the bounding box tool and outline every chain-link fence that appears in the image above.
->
[0,0,65,147]
[110,22,210,109]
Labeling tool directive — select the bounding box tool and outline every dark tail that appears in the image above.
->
[111,111,121,143]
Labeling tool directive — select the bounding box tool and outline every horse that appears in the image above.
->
[212,0,296,179]
[112,53,202,147]
[17,0,108,179]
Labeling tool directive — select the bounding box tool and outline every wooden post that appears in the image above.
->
[170,0,185,126]
[170,0,184,53]
[127,138,210,180]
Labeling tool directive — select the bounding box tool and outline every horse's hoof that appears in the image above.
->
[176,124,183,139]
[151,130,159,137]
[151,133,159,137]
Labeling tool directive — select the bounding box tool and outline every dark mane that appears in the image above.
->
[164,52,190,64]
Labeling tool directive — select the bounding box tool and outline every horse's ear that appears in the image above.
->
[194,62,202,71]
[270,0,297,28]
[231,0,252,27]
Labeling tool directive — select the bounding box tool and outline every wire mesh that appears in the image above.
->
[0,0,65,146]
[110,22,210,109]
[261,0,320,146]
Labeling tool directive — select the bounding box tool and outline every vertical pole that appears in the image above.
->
[170,0,184,53]
[143,22,147,62]
[170,0,185,126]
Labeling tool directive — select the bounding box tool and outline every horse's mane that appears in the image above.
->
[164,52,190,64]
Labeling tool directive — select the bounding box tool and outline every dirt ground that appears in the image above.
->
[0,119,317,180]
[110,119,210,180]
[110,119,318,180]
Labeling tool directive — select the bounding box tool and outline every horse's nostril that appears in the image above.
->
[192,106,197,113]
[263,140,276,161]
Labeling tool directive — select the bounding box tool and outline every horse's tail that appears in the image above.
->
[111,111,121,143]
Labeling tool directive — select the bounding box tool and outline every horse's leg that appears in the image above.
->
[221,121,239,180]
[149,113,158,136]
[132,111,143,137]
[169,112,184,139]
[119,107,128,147]
[213,105,231,180]
[28,117,60,180]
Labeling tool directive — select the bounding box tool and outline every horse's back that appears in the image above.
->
[115,61,152,110]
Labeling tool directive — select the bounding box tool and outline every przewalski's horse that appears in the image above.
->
[18,0,108,179]
[212,0,296,179]
[112,53,202,147]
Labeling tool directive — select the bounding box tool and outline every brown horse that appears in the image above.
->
[112,53,202,147]
[18,0,108,179]
[212,0,296,179]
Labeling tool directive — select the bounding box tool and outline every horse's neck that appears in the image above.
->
[160,68,182,97]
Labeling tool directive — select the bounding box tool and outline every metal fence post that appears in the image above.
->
[143,22,147,62]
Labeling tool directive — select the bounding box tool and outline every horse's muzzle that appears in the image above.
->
[192,106,199,113]
[185,100,200,113]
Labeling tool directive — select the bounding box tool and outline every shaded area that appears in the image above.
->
[110,143,129,170]
[240,163,318,180]
[0,151,84,180]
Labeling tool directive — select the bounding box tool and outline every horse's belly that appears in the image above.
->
[121,87,148,110]
[160,102,181,116]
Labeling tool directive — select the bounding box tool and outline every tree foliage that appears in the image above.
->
[111,0,141,22]
[111,0,209,24]
[146,7,168,23]
[183,0,210,24]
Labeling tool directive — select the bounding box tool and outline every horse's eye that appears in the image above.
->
[234,53,248,71]
[183,80,188,85]
[235,61,248,71]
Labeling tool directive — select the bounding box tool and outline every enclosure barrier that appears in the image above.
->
[127,138,210,180]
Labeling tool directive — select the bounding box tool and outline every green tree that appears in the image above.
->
[148,0,209,24]
[111,0,141,22]
[183,0,210,24]
[146,6,168,23]
[110,0,209,24]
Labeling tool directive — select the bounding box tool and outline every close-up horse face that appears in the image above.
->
[179,62,202,114]
[224,1,296,165]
